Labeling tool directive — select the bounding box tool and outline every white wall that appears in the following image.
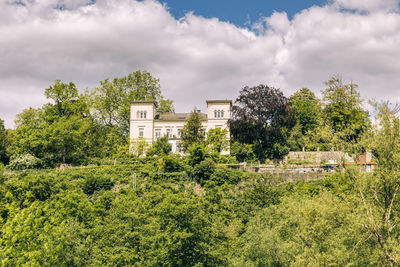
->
[130,101,231,154]
[130,103,156,144]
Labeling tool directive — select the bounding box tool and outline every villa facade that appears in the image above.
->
[129,100,232,154]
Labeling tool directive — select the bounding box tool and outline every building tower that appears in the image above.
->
[129,101,156,146]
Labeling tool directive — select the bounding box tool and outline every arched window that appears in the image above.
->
[144,111,147,119]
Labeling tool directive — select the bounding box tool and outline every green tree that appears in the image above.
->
[44,80,80,117]
[348,102,400,266]
[12,81,99,166]
[146,136,172,157]
[0,119,9,164]
[230,84,294,160]
[230,141,256,163]
[88,70,174,136]
[180,110,205,152]
[193,158,216,185]
[206,128,229,153]
[289,88,321,134]
[234,192,370,266]
[322,75,369,143]
[187,143,208,166]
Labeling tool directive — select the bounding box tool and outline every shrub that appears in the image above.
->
[210,168,242,185]
[188,143,208,167]
[193,159,215,185]
[161,155,183,172]
[153,172,190,182]
[0,163,4,184]
[82,175,114,195]
[146,136,172,157]
[230,142,256,163]
[8,154,41,170]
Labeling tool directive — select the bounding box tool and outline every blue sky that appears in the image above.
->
[162,0,327,27]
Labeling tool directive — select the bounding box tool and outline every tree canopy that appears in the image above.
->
[322,75,369,143]
[0,119,8,164]
[230,84,294,160]
[87,70,174,136]
[180,110,205,152]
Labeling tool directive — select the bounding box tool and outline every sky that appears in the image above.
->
[1,0,400,128]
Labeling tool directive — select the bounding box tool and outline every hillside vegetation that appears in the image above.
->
[0,144,400,266]
[1,72,400,265]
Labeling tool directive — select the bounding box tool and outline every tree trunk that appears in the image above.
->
[63,146,66,164]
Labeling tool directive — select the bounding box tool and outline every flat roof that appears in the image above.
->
[131,100,157,104]
[206,100,232,105]
[155,113,208,121]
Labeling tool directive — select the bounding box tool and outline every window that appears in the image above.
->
[138,110,147,119]
[177,129,182,138]
[155,129,161,139]
[166,128,171,138]
[214,110,224,118]
[139,128,144,137]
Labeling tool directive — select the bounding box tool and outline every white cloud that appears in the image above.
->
[332,0,399,12]
[1,0,400,128]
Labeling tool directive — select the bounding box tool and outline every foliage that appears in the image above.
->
[159,155,183,172]
[234,192,370,266]
[8,154,41,170]
[129,137,149,157]
[87,70,173,136]
[45,80,80,117]
[82,175,114,195]
[230,141,256,162]
[348,102,400,265]
[187,143,208,167]
[0,119,9,165]
[209,167,242,185]
[180,110,205,152]
[2,74,398,266]
[206,128,229,153]
[322,75,369,144]
[192,158,216,185]
[146,136,171,157]
[230,84,294,160]
[289,88,321,134]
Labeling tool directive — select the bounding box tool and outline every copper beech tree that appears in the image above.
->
[229,84,294,160]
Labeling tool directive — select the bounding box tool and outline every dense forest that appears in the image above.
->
[1,71,400,265]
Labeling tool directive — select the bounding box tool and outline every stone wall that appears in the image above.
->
[286,151,354,164]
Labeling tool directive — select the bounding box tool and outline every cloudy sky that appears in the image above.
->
[1,0,400,128]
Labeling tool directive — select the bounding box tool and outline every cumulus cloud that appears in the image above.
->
[1,0,400,128]
[332,0,399,12]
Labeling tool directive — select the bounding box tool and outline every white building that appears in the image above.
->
[130,100,232,154]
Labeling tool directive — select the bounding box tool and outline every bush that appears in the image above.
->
[146,136,172,157]
[0,163,5,184]
[8,154,41,170]
[161,155,184,172]
[230,142,256,163]
[209,152,238,164]
[82,176,114,195]
[192,159,215,185]
[210,168,242,185]
[152,172,190,182]
[187,143,208,166]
